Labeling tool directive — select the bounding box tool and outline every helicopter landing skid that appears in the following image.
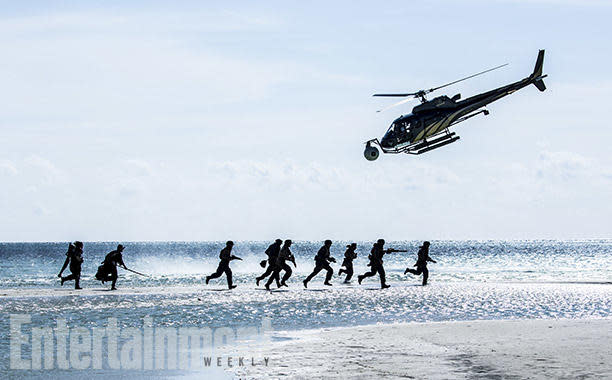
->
[366,130,460,156]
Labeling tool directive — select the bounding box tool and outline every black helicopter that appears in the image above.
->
[364,50,547,160]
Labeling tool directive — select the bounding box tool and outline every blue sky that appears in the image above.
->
[1,0,611,241]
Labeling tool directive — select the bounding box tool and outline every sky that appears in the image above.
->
[1,0,611,242]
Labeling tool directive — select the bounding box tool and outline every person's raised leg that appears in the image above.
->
[358,267,376,284]
[304,264,322,287]
[256,266,274,286]
[345,264,354,282]
[206,263,225,284]
[280,264,292,287]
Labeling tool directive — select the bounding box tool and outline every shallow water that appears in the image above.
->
[1,240,610,288]
[0,240,610,377]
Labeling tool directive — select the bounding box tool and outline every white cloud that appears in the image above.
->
[0,160,18,176]
[33,204,49,216]
[204,159,460,194]
[23,155,64,185]
[536,150,591,181]
[124,159,154,177]
[535,150,612,183]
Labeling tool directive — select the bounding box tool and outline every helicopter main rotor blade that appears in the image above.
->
[372,92,418,97]
[376,97,417,113]
[427,63,508,93]
[372,62,507,107]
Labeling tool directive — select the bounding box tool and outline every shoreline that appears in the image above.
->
[222,318,612,379]
[1,280,610,299]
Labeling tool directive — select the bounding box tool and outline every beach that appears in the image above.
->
[223,318,612,379]
[0,241,610,378]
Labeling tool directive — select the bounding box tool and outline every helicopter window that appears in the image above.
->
[397,123,407,134]
[382,121,412,147]
[384,122,408,143]
[396,120,412,135]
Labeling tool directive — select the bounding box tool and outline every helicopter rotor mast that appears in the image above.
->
[373,63,508,111]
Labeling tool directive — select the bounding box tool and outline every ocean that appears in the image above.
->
[1,240,610,378]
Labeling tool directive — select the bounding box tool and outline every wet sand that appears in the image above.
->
[0,285,206,298]
[223,318,612,379]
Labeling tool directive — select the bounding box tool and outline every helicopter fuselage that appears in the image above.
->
[364,50,547,159]
[380,74,540,150]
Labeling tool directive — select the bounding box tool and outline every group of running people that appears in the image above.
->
[58,243,127,290]
[57,239,436,291]
[207,239,437,290]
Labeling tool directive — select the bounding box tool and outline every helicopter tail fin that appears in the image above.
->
[533,79,546,91]
[532,50,545,78]
[531,49,547,91]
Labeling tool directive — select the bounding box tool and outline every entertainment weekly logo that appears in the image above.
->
[9,314,272,371]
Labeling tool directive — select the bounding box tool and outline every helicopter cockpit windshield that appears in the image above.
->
[380,115,413,148]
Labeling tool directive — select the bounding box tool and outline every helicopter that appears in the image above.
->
[364,50,547,160]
